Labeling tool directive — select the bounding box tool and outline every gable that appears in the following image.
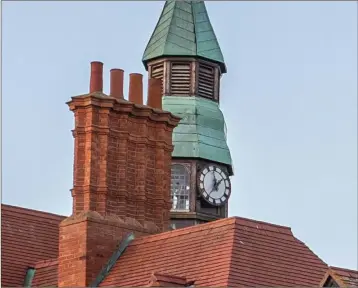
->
[320,267,358,287]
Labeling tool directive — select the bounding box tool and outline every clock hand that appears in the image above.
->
[208,172,221,196]
[216,178,224,187]
[208,180,218,196]
[212,171,217,186]
[212,178,224,194]
[208,187,217,196]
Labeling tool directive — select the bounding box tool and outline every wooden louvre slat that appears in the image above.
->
[150,62,164,93]
[170,62,191,95]
[198,63,215,99]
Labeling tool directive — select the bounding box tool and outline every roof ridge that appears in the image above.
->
[330,266,358,274]
[129,215,296,247]
[1,203,66,221]
[131,217,237,245]
[234,216,292,231]
[142,1,168,60]
[191,0,197,55]
[163,1,176,56]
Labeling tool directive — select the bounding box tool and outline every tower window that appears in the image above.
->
[170,62,191,95]
[170,164,190,211]
[198,62,215,99]
[150,61,164,94]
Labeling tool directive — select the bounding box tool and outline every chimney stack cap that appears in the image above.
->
[110,68,124,72]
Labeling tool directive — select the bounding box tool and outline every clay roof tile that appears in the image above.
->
[1,204,64,287]
[100,216,327,287]
[1,204,330,288]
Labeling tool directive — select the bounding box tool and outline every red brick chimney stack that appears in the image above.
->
[59,62,180,287]
[147,78,162,109]
[128,73,143,104]
[110,68,124,99]
[89,61,103,93]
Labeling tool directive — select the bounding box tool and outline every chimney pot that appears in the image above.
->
[147,78,162,110]
[110,69,124,99]
[128,73,143,105]
[90,61,103,93]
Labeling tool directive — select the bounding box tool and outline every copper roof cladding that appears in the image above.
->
[100,216,328,287]
[142,0,227,73]
[1,204,65,287]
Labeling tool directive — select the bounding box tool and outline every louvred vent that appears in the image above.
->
[150,62,164,93]
[170,62,191,95]
[198,63,215,99]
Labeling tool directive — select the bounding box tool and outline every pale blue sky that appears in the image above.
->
[2,1,357,270]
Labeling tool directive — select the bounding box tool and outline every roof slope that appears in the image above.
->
[320,266,358,287]
[1,204,330,287]
[1,204,65,287]
[142,0,226,73]
[100,217,328,287]
[31,260,59,287]
[330,266,358,287]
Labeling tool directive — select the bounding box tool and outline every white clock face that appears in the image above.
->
[198,165,231,206]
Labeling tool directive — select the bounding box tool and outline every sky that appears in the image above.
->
[2,1,357,270]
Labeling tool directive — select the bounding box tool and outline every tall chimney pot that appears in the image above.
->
[128,73,143,105]
[147,78,162,110]
[90,61,103,93]
[110,69,124,99]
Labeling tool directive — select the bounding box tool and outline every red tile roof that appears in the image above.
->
[320,266,358,287]
[1,204,65,287]
[32,259,59,287]
[1,204,332,287]
[101,216,328,287]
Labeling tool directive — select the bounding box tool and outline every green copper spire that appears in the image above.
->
[143,0,227,73]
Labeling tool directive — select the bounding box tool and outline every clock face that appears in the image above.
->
[198,165,231,206]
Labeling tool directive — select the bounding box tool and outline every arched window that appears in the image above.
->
[170,164,190,211]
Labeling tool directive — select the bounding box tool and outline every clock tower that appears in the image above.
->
[142,0,233,229]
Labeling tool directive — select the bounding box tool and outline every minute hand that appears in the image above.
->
[215,178,224,190]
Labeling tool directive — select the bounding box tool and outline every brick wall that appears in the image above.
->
[58,62,180,287]
[67,62,179,228]
[68,95,179,229]
[58,211,158,287]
